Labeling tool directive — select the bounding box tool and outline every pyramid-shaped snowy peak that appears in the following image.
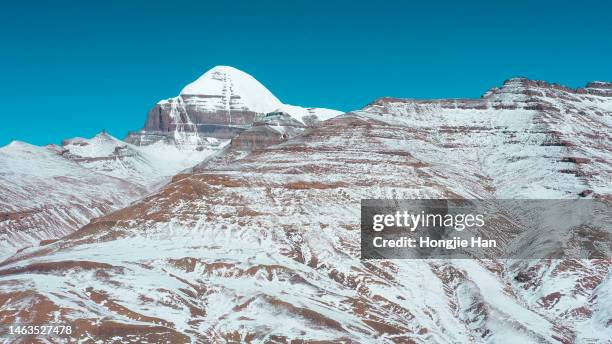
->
[179,65,283,114]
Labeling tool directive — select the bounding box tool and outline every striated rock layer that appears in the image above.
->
[230,111,307,151]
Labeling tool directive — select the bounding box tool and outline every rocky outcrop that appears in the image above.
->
[230,111,307,150]
[142,96,257,139]
[578,81,612,97]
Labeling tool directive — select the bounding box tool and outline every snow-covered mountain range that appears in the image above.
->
[0,66,343,262]
[0,133,223,261]
[0,67,610,343]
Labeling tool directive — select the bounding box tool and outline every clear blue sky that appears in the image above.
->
[1,0,611,146]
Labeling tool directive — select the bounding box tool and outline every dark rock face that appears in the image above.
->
[143,97,258,134]
[231,112,306,151]
[126,96,259,145]
[579,189,594,197]
[230,125,287,150]
[143,103,174,132]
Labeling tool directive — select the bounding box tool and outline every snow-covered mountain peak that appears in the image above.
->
[129,65,343,146]
[60,132,125,158]
[92,131,115,141]
[0,140,33,152]
[178,65,282,113]
[57,131,225,186]
[69,131,118,142]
